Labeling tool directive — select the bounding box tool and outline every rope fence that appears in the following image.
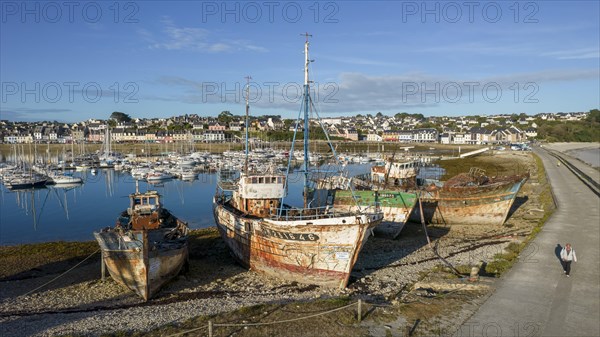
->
[22,248,100,297]
[167,300,366,337]
[164,284,474,336]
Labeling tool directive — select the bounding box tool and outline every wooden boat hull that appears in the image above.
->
[333,190,417,239]
[213,199,381,288]
[410,176,527,226]
[94,230,188,300]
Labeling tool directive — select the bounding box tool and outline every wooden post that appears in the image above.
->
[417,193,431,247]
[208,320,213,337]
[357,299,362,322]
[101,251,106,281]
[142,231,150,301]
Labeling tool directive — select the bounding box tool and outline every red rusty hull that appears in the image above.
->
[411,176,527,226]
[213,201,378,288]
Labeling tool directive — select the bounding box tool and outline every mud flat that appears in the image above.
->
[544,142,600,168]
[0,152,552,337]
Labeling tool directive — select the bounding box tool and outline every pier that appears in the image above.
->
[459,146,490,158]
[459,146,600,336]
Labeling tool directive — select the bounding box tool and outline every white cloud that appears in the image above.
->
[319,55,402,67]
[542,48,600,60]
[1,108,73,121]
[149,68,599,113]
[138,19,268,53]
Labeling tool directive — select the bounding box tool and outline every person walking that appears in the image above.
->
[560,243,577,277]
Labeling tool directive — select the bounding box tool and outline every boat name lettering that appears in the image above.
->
[263,229,319,241]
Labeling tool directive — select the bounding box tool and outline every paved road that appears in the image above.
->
[457,147,600,337]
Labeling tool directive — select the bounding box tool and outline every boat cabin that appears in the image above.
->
[371,160,419,185]
[232,173,286,217]
[128,191,162,230]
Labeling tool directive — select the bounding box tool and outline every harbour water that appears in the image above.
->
[1,162,448,246]
[0,165,375,245]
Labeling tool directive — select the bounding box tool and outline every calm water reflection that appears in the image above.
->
[1,163,446,245]
[0,165,372,245]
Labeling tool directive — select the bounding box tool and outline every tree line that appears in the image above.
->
[536,109,599,142]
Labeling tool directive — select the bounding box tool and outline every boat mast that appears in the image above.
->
[302,33,312,208]
[244,75,251,175]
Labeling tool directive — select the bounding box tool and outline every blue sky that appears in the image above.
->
[1,1,598,122]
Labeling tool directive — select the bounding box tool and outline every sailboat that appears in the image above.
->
[94,182,189,300]
[213,36,383,288]
[48,171,83,185]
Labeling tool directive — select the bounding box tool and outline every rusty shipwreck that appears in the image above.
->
[331,158,528,228]
[213,37,383,289]
[410,167,529,226]
[94,185,189,301]
[327,158,420,238]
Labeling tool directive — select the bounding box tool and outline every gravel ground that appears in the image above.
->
[1,235,516,337]
[0,152,542,337]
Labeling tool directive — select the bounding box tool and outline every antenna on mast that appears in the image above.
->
[301,32,312,42]
[244,75,252,175]
[300,33,312,208]
[300,33,313,86]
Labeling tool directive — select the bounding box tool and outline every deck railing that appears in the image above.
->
[269,205,354,221]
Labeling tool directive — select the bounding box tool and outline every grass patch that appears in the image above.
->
[133,297,366,337]
[453,264,473,275]
[525,153,555,240]
[436,152,529,180]
[187,227,223,259]
[0,228,221,281]
[485,153,556,277]
[0,241,98,279]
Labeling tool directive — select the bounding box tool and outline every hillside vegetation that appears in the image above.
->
[536,109,600,142]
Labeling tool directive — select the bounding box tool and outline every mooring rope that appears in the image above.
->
[22,248,100,297]
[165,325,207,337]
[215,301,357,327]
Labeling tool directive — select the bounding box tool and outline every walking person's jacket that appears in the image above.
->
[561,247,578,262]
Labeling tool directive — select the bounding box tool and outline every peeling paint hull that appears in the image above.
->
[94,229,188,300]
[410,176,528,226]
[333,190,417,238]
[213,200,381,288]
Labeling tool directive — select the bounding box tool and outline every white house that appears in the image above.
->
[366,133,382,142]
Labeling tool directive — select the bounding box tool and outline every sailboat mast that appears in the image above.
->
[302,33,312,208]
[244,75,251,175]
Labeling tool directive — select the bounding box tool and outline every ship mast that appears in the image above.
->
[302,33,312,208]
[244,75,251,175]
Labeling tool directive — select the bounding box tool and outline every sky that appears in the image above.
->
[1,0,599,122]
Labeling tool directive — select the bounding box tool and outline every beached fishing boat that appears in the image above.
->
[321,158,420,238]
[332,188,417,238]
[213,37,383,288]
[94,185,189,300]
[410,167,529,226]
